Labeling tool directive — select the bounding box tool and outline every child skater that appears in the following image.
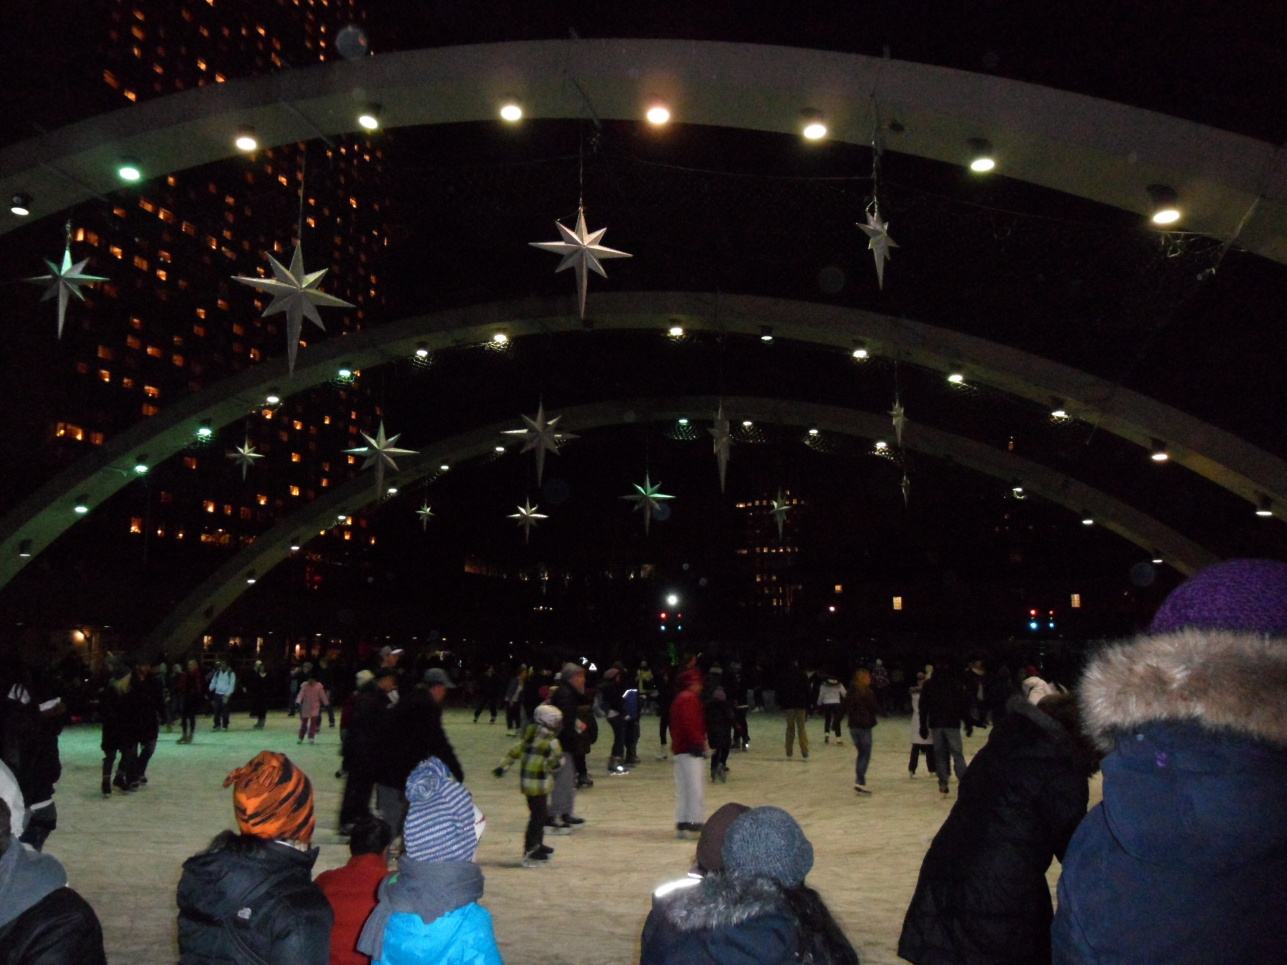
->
[295,670,330,744]
[493,703,563,867]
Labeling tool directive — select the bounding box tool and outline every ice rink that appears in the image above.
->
[43,705,1100,964]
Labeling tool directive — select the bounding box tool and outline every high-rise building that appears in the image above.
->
[3,0,389,633]
[734,490,804,612]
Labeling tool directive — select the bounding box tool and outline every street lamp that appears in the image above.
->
[666,593,679,607]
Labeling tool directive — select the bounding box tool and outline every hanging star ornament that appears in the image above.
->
[710,406,732,493]
[530,205,632,318]
[890,399,907,448]
[416,502,435,532]
[508,499,548,543]
[344,422,417,500]
[227,438,265,480]
[502,404,577,486]
[621,473,674,536]
[25,246,109,337]
[232,245,354,374]
[859,205,898,290]
[770,488,791,541]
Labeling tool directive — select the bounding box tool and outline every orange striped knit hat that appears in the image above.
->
[224,751,315,844]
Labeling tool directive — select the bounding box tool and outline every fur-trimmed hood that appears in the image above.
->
[653,873,791,933]
[640,873,801,965]
[1080,628,1287,752]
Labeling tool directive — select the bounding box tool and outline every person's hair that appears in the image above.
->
[851,669,871,692]
[348,815,393,857]
[782,883,861,965]
[0,799,10,854]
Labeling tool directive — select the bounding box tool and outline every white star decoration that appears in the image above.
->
[508,499,548,543]
[345,422,417,500]
[26,247,109,337]
[890,400,907,448]
[710,406,732,493]
[416,502,435,532]
[770,489,791,541]
[530,206,632,318]
[622,473,674,536]
[859,207,898,290]
[502,404,577,486]
[233,245,354,374]
[227,438,265,480]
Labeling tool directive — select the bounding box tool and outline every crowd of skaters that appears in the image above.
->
[0,558,1285,962]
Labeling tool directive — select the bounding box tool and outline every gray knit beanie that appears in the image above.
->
[722,805,814,887]
[560,662,585,681]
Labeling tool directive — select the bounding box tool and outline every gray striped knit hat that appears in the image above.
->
[403,757,477,862]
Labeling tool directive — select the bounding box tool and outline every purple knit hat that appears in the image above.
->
[1149,558,1287,636]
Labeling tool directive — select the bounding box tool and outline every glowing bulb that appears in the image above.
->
[802,122,827,140]
[499,103,523,122]
[668,326,684,337]
[234,128,259,152]
[947,373,965,384]
[117,158,142,182]
[646,105,670,125]
[852,347,869,359]
[492,332,508,344]
[1152,208,1180,225]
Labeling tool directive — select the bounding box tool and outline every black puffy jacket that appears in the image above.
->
[176,832,333,965]
[897,698,1089,965]
[0,843,105,965]
[641,874,801,965]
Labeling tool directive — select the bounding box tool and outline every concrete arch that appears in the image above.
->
[2,292,1281,590]
[1,40,1284,262]
[143,393,1218,653]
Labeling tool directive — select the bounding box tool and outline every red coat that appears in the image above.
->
[669,688,707,756]
[314,853,388,965]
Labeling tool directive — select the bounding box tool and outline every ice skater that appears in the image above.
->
[493,703,564,867]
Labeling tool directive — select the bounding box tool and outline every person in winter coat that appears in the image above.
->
[818,675,846,744]
[777,659,812,759]
[670,668,709,839]
[123,658,165,786]
[0,797,106,964]
[703,684,735,783]
[340,670,395,833]
[907,673,938,778]
[502,666,526,735]
[843,669,880,794]
[315,815,393,965]
[1052,558,1287,965]
[897,693,1098,965]
[471,665,504,725]
[493,703,564,866]
[245,661,271,729]
[294,671,330,744]
[640,805,859,965]
[599,665,628,774]
[548,664,588,830]
[0,665,65,851]
[372,668,463,838]
[176,751,333,964]
[174,659,204,744]
[357,757,499,965]
[98,664,137,796]
[207,659,236,732]
[918,658,972,795]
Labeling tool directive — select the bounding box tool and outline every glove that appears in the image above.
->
[919,726,929,740]
[491,766,505,778]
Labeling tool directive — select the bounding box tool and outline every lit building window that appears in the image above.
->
[121,378,134,389]
[90,432,105,445]
[141,403,159,416]
[293,420,304,430]
[172,354,184,366]
[892,596,904,611]
[98,369,111,382]
[97,345,114,359]
[129,518,143,534]
[203,501,216,513]
[184,457,197,469]
[291,452,302,462]
[834,585,843,594]
[126,335,141,349]
[55,423,85,441]
[146,346,163,358]
[143,385,160,397]
[289,485,301,496]
[257,494,268,506]
[1071,593,1082,608]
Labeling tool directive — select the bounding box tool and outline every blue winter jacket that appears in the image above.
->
[373,903,502,965]
[1052,629,1287,965]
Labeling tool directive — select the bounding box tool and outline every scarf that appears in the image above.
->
[356,857,484,960]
